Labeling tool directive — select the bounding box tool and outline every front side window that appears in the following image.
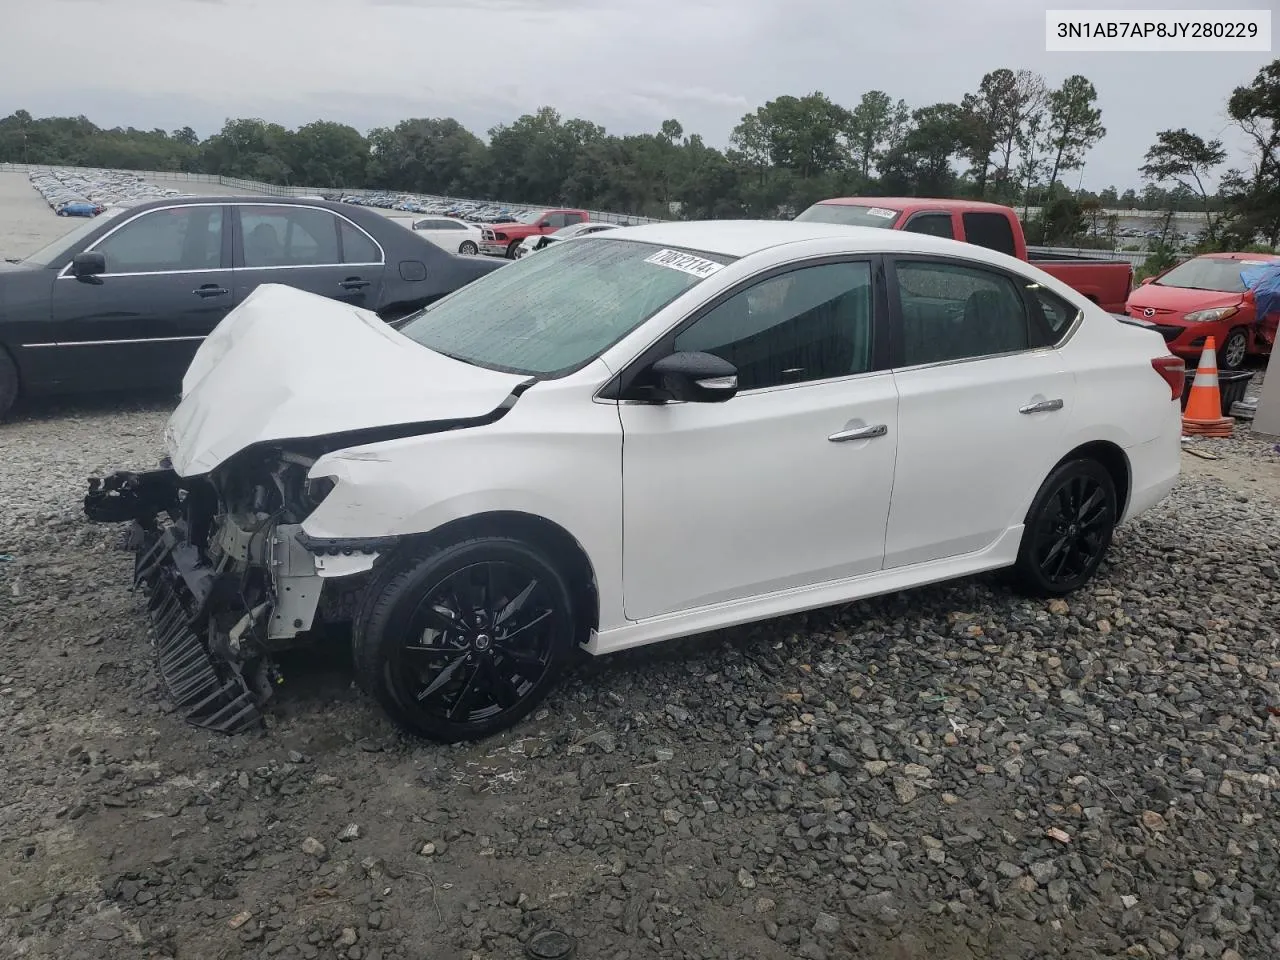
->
[398,238,732,376]
[93,206,223,274]
[902,213,955,239]
[674,261,874,391]
[894,259,1030,366]
[563,212,585,226]
[240,206,340,267]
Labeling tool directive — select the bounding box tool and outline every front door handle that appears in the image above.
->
[1019,398,1064,414]
[193,284,229,298]
[340,277,371,290]
[828,423,888,442]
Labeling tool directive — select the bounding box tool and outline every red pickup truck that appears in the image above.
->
[479,208,590,259]
[795,198,1134,313]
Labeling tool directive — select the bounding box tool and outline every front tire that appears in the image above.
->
[506,241,522,259]
[458,240,478,255]
[353,537,577,742]
[1218,328,1249,370]
[1012,459,1118,597]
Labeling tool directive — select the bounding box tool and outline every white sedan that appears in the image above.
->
[515,221,618,257]
[402,215,484,255]
[85,221,1184,742]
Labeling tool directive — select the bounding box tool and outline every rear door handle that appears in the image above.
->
[1019,398,1064,414]
[828,423,888,442]
[193,285,229,298]
[340,277,371,290]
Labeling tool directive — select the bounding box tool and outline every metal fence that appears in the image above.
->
[1,162,666,225]
[1028,245,1192,268]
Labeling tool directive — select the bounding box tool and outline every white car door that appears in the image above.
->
[617,258,899,621]
[883,255,1075,568]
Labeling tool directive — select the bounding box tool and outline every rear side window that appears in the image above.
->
[962,212,1018,258]
[340,221,380,264]
[893,259,1030,365]
[240,206,340,267]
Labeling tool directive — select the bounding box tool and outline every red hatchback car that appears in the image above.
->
[1125,252,1280,369]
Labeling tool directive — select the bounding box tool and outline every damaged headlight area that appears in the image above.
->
[84,447,394,734]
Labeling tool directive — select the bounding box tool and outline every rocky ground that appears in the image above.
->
[2,377,1278,960]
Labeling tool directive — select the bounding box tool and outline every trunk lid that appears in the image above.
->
[165,283,530,477]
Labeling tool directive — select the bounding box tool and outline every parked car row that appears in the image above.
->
[29,168,189,217]
[338,193,528,224]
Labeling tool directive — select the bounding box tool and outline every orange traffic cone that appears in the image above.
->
[1181,337,1234,437]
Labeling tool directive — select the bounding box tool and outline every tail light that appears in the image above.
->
[1151,355,1185,400]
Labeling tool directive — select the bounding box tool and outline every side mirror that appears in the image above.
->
[71,251,106,279]
[647,351,739,403]
[538,220,552,229]
[1140,276,1155,286]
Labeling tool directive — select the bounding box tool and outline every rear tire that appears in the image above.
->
[1012,459,1118,598]
[1218,328,1249,370]
[0,349,19,421]
[352,537,577,743]
[459,241,478,256]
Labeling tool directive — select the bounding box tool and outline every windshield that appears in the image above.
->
[397,237,733,376]
[794,202,901,228]
[1154,256,1277,293]
[515,209,545,225]
[20,210,124,266]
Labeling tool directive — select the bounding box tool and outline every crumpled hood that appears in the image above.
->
[165,283,530,477]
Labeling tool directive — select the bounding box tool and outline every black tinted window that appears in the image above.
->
[902,213,954,239]
[563,212,585,225]
[94,206,223,273]
[894,260,1029,365]
[340,221,380,263]
[1028,284,1081,343]
[675,261,874,391]
[962,212,1018,257]
[240,206,340,267]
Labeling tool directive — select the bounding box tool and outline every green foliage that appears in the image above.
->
[0,65,1123,224]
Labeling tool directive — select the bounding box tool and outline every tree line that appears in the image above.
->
[0,59,1277,249]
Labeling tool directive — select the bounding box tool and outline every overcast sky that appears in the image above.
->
[1,0,1275,191]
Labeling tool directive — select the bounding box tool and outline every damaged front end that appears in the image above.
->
[85,449,390,734]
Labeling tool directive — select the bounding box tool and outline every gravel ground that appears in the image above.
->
[1,376,1277,960]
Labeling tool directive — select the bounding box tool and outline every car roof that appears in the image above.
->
[811,197,1014,214]
[121,195,358,212]
[1198,251,1280,261]
[597,219,989,259]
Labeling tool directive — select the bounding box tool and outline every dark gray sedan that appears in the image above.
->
[0,196,505,418]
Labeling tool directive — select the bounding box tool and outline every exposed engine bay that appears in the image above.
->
[84,446,391,733]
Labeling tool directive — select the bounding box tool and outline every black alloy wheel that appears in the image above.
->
[354,538,576,741]
[1013,459,1118,597]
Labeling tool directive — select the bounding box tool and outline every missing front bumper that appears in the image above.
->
[130,521,265,734]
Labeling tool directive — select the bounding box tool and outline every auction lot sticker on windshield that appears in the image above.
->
[865,207,898,218]
[644,249,724,278]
